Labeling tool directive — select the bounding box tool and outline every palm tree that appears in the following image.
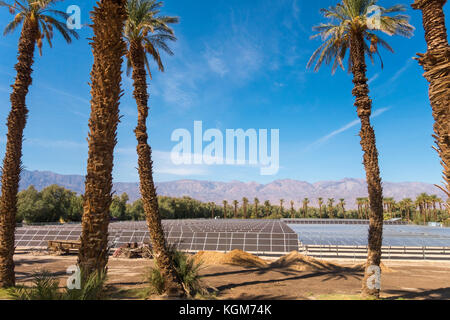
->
[290,200,295,218]
[302,198,309,218]
[362,197,370,219]
[264,200,271,218]
[254,197,260,218]
[242,197,249,219]
[399,198,413,222]
[327,198,335,219]
[412,0,449,213]
[223,200,228,219]
[123,0,183,297]
[318,197,324,219]
[416,193,429,224]
[356,197,364,219]
[232,200,238,219]
[307,0,413,299]
[210,202,216,219]
[0,0,78,288]
[339,198,346,218]
[77,0,127,280]
[279,199,284,217]
[429,194,439,221]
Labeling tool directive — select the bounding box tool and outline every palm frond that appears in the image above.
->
[307,0,414,73]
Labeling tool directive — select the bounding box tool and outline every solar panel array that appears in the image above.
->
[282,218,408,225]
[288,224,450,247]
[15,219,299,254]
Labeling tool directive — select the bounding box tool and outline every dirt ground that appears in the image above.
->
[10,251,450,300]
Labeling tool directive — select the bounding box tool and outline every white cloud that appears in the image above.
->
[307,107,390,149]
[368,73,379,85]
[25,138,87,149]
[388,59,413,84]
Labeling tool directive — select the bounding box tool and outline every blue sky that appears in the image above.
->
[0,0,447,184]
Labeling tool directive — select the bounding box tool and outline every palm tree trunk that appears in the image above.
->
[129,40,185,297]
[350,31,384,299]
[78,0,127,277]
[0,18,38,288]
[412,0,450,213]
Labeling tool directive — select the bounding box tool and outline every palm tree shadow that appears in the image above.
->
[384,287,450,300]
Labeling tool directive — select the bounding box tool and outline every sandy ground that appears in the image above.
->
[10,251,450,300]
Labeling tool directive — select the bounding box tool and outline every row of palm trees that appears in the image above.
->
[0,0,186,297]
[216,194,446,221]
[0,0,447,300]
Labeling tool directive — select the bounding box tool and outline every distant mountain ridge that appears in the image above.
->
[17,170,446,209]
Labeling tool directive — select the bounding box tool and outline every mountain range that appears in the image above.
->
[17,170,446,209]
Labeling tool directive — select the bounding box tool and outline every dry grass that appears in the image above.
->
[193,250,268,268]
[270,251,341,272]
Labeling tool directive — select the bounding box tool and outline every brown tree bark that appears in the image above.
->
[412,0,450,213]
[78,0,127,277]
[0,18,38,288]
[129,40,185,297]
[350,31,385,299]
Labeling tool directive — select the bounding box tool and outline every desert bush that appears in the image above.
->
[147,247,205,297]
[8,271,60,300]
[8,269,107,300]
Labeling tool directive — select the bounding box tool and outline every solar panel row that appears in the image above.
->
[282,218,408,225]
[15,219,299,254]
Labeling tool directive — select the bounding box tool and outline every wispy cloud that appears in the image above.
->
[307,107,390,150]
[368,73,379,85]
[24,138,87,149]
[388,59,414,84]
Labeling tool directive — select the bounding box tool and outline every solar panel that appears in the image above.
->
[288,224,450,247]
[15,219,299,254]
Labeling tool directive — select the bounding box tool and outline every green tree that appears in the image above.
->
[110,193,129,220]
[307,0,413,299]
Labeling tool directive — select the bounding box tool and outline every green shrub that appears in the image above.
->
[8,269,107,300]
[8,271,61,300]
[147,248,205,297]
[63,269,108,300]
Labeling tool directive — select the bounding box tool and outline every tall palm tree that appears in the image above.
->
[290,200,295,218]
[210,202,215,219]
[307,0,413,299]
[302,198,309,218]
[77,0,127,280]
[254,197,260,218]
[123,0,184,297]
[279,199,284,217]
[223,200,228,219]
[327,198,335,219]
[412,0,449,214]
[232,200,238,219]
[0,0,78,288]
[356,197,363,219]
[339,198,346,218]
[242,197,249,219]
[318,197,324,219]
[264,200,271,218]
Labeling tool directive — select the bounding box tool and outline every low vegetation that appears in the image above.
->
[147,248,206,298]
[16,185,449,226]
[7,270,107,300]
